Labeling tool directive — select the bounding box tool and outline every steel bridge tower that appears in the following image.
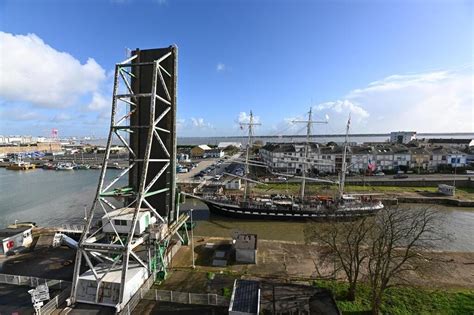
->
[69,46,181,312]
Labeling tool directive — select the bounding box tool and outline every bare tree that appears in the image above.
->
[367,206,442,314]
[304,217,373,301]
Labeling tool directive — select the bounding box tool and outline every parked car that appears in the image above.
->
[276,176,287,182]
[375,171,385,176]
[393,174,408,179]
[214,174,222,180]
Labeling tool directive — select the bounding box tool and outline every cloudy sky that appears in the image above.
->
[0,0,472,137]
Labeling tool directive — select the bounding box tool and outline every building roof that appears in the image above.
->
[235,233,257,250]
[229,279,260,314]
[0,227,31,239]
[428,138,472,145]
[261,143,295,153]
[194,144,211,151]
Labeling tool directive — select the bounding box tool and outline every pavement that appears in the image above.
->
[171,236,474,290]
[177,153,242,184]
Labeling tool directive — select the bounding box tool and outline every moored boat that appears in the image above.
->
[56,163,74,170]
[186,110,384,220]
[6,160,36,170]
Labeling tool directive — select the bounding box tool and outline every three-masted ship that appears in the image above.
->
[188,110,383,220]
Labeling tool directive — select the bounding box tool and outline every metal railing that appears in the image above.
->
[144,289,229,307]
[40,288,71,315]
[0,273,71,314]
[118,272,156,315]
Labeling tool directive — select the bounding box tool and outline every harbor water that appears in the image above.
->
[0,168,473,251]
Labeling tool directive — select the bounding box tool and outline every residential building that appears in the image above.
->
[410,147,430,170]
[260,142,338,175]
[392,146,411,170]
[429,147,448,170]
[426,138,473,149]
[373,146,394,171]
[390,131,416,144]
[190,144,211,158]
[350,146,375,173]
[446,149,467,167]
[204,148,224,158]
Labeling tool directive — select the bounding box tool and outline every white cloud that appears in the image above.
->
[238,111,260,124]
[191,117,212,128]
[87,92,109,111]
[345,69,473,132]
[311,68,473,133]
[315,100,369,119]
[0,32,106,108]
[50,112,72,122]
[216,63,226,72]
[0,107,45,121]
[176,118,185,130]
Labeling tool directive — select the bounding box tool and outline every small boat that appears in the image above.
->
[8,221,37,228]
[90,164,102,169]
[7,160,36,170]
[74,164,91,170]
[56,163,74,170]
[107,162,125,170]
[42,163,56,170]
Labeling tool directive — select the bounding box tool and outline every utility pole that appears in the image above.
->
[240,111,261,201]
[292,108,327,201]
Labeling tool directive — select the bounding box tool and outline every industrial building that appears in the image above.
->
[228,279,260,315]
[234,233,257,264]
[0,226,33,256]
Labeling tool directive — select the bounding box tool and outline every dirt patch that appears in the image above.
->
[171,237,474,289]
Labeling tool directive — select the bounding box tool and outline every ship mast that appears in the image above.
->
[240,111,261,201]
[339,115,351,198]
[293,108,327,201]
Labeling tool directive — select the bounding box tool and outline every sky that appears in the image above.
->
[0,0,472,138]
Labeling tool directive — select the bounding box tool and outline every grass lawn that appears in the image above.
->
[315,280,474,315]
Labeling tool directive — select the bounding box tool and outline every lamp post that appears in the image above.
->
[190,208,195,269]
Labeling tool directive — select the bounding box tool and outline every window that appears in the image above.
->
[114,219,127,226]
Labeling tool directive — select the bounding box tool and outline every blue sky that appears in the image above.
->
[0,0,472,137]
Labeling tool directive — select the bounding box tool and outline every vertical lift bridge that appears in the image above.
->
[69,46,188,312]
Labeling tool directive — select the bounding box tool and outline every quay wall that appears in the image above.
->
[0,143,62,154]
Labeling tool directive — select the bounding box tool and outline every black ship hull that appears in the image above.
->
[201,198,383,221]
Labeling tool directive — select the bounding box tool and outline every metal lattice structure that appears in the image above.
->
[69,46,178,311]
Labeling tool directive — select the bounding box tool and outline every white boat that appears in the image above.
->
[56,163,74,170]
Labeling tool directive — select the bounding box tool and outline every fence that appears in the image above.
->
[118,272,156,315]
[144,289,229,307]
[0,273,69,289]
[0,273,71,314]
[40,288,71,315]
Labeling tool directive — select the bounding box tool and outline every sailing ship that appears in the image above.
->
[187,110,384,220]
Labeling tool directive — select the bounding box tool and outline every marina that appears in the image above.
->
[0,168,473,252]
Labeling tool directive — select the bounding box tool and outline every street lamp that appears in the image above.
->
[190,208,195,269]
